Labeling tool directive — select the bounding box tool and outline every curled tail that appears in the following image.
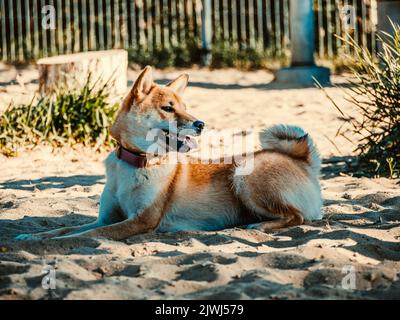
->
[259,124,321,173]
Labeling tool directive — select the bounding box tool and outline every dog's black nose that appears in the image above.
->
[193,120,205,132]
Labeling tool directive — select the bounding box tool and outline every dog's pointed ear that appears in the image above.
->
[129,66,153,103]
[166,74,189,95]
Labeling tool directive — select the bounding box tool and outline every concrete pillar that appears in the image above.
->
[290,0,315,66]
[275,0,330,86]
[201,0,212,66]
[377,0,400,52]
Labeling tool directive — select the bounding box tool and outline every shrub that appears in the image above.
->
[128,38,202,69]
[0,76,119,156]
[322,22,400,178]
[128,40,288,71]
[210,42,288,70]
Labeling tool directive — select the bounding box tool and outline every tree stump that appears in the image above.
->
[37,49,128,95]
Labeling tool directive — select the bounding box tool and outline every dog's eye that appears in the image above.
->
[161,106,175,113]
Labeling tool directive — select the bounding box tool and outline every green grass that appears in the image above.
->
[0,76,119,156]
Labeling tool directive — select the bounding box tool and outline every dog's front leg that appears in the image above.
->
[57,206,164,240]
[16,221,104,240]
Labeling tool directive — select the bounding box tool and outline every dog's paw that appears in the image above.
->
[15,234,41,240]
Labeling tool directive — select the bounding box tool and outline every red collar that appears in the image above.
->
[116,145,148,168]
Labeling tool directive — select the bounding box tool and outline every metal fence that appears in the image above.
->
[0,0,378,62]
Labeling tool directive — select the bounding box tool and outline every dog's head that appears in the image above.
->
[111,66,204,155]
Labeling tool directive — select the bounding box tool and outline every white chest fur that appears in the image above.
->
[104,152,175,220]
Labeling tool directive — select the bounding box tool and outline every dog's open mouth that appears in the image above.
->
[160,129,198,152]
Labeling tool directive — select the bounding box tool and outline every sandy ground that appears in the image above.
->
[0,64,399,299]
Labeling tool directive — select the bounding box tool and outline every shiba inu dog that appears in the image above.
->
[17,66,323,241]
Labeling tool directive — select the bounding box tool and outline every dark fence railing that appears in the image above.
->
[0,0,377,62]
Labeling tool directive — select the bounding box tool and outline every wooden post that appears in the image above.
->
[1,0,7,61]
[89,0,96,50]
[81,0,88,52]
[8,0,15,60]
[57,0,64,54]
[98,0,105,50]
[201,0,212,66]
[16,0,23,60]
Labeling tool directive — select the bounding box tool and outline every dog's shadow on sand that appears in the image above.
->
[0,175,105,191]
[320,156,361,179]
[0,213,104,254]
[0,213,107,255]
[2,210,400,261]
